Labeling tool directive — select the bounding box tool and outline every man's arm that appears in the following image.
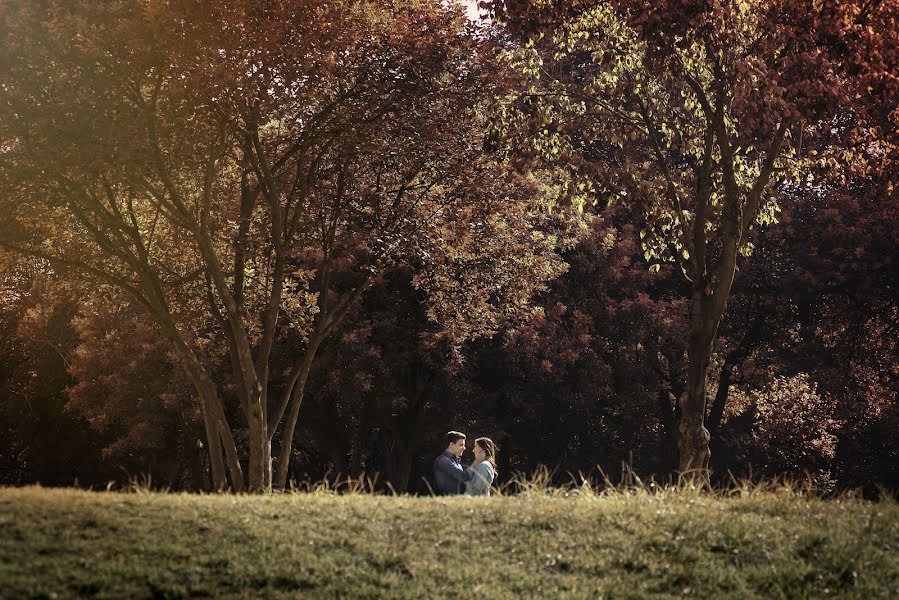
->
[435,455,472,483]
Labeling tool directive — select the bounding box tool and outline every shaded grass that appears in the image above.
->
[1,485,897,598]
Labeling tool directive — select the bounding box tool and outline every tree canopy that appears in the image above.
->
[0,0,574,491]
[489,0,897,473]
[0,0,895,493]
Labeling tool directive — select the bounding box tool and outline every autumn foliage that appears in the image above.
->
[0,0,896,492]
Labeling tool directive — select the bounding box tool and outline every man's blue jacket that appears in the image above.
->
[433,450,472,495]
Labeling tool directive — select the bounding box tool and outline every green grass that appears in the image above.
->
[1,485,897,599]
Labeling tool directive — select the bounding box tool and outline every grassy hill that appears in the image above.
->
[1,485,897,599]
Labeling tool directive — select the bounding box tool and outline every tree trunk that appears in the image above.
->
[246,390,271,493]
[707,356,735,437]
[176,371,239,491]
[678,289,715,476]
[390,370,429,492]
[199,377,245,491]
[216,409,244,491]
[200,400,227,490]
[183,359,244,491]
[190,436,208,491]
[273,333,330,489]
[708,312,765,437]
[656,388,679,474]
[273,364,313,489]
[677,228,741,476]
[671,106,787,480]
[269,271,376,489]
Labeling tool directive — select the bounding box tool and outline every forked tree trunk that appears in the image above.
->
[677,215,740,476]
[670,84,790,479]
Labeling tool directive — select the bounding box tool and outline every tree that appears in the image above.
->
[459,211,690,479]
[710,144,899,490]
[0,266,111,486]
[0,0,570,491]
[491,0,892,474]
[65,294,208,488]
[288,267,458,492]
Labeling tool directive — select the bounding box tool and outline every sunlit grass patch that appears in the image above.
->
[1,481,897,598]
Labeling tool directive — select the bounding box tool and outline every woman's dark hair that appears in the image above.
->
[475,437,498,476]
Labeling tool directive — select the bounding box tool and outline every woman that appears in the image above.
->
[465,437,497,496]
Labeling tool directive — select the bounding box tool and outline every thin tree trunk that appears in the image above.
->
[194,373,245,491]
[671,80,788,478]
[706,356,734,437]
[213,397,245,491]
[269,270,376,489]
[200,399,227,490]
[155,306,244,491]
[273,362,314,489]
[656,388,679,474]
[190,436,208,491]
[708,312,765,436]
[246,390,271,493]
[392,397,426,493]
[272,327,334,489]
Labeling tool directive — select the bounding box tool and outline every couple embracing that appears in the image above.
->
[432,431,498,496]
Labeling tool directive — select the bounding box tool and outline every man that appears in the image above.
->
[432,431,472,495]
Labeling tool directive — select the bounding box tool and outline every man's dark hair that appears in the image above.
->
[445,431,466,445]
